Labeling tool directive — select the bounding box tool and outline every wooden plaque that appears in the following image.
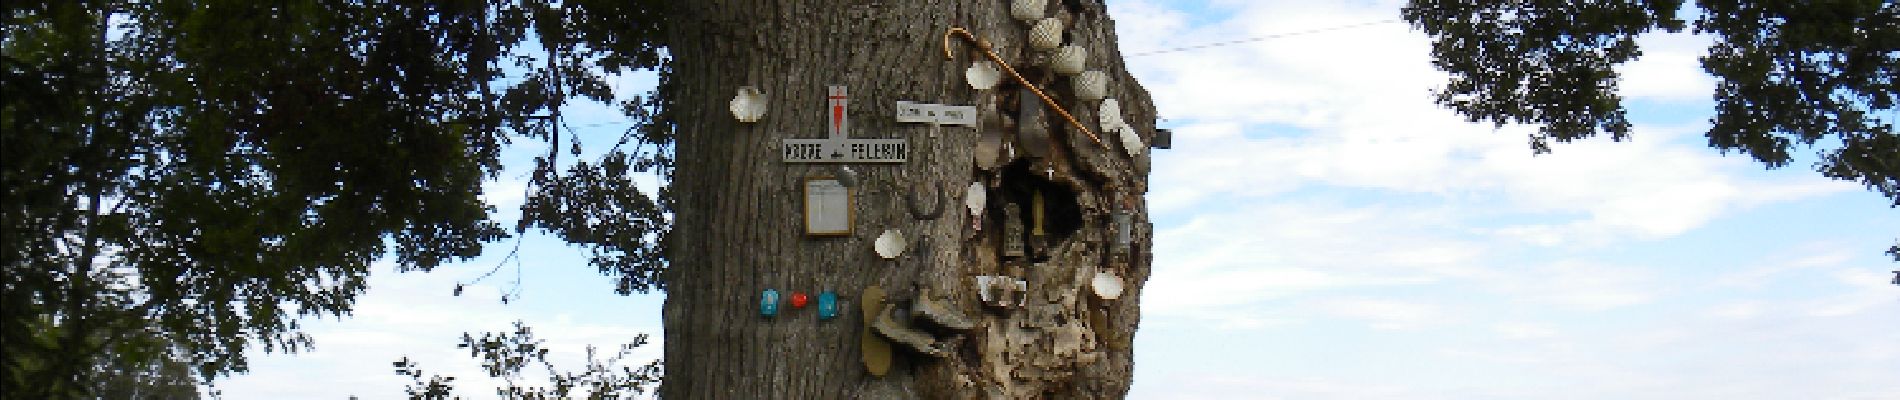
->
[803,177,854,236]
[895,101,978,126]
[781,86,907,163]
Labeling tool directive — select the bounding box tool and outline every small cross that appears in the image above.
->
[828,86,849,140]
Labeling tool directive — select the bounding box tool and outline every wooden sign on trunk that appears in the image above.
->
[782,86,907,163]
[895,101,978,126]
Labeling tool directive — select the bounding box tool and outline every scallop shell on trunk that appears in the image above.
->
[1073,70,1107,102]
[1011,0,1046,22]
[1098,98,1126,132]
[965,61,1001,91]
[874,229,907,259]
[1028,18,1064,51]
[1051,45,1087,75]
[729,86,767,122]
[1119,126,1145,158]
[1092,270,1124,300]
[965,182,987,217]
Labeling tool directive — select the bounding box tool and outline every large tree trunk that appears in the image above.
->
[662,1,1155,398]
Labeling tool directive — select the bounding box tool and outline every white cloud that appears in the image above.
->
[1805,268,1900,317]
[214,261,664,399]
[484,177,529,223]
[1127,0,1851,246]
[1491,322,1560,340]
[1713,243,1857,288]
[1621,33,1718,101]
[1145,200,1478,318]
[1133,374,1466,400]
[1311,298,1449,330]
[1119,0,1895,398]
[1705,301,1766,320]
[1480,260,1661,311]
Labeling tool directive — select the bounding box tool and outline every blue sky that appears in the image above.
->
[216,0,1898,398]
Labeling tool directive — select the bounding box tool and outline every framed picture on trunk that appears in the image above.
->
[803,176,853,236]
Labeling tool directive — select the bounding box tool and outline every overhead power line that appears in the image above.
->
[1127,19,1401,57]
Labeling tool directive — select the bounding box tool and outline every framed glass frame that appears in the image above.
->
[803,176,853,236]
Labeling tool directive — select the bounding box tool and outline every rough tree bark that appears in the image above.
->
[662,1,1155,398]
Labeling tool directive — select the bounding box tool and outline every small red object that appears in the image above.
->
[790,292,810,308]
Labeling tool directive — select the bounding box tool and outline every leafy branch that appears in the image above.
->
[393,322,662,400]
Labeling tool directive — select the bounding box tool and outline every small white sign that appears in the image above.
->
[783,138,907,163]
[804,177,853,236]
[894,101,978,127]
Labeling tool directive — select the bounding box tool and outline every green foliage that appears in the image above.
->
[1402,0,1684,152]
[2,0,673,397]
[505,0,677,296]
[1403,0,1898,208]
[91,332,202,400]
[393,322,662,400]
[1698,1,1899,204]
[518,135,673,295]
[394,357,458,400]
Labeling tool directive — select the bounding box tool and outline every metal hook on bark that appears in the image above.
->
[907,182,946,220]
[943,27,1105,148]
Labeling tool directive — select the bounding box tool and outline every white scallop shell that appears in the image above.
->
[965,182,986,217]
[1098,98,1125,132]
[965,61,1001,91]
[1119,126,1144,158]
[1051,45,1087,75]
[1072,70,1107,102]
[1028,18,1064,51]
[1011,0,1046,22]
[1092,271,1124,300]
[874,229,907,259]
[729,86,766,123]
